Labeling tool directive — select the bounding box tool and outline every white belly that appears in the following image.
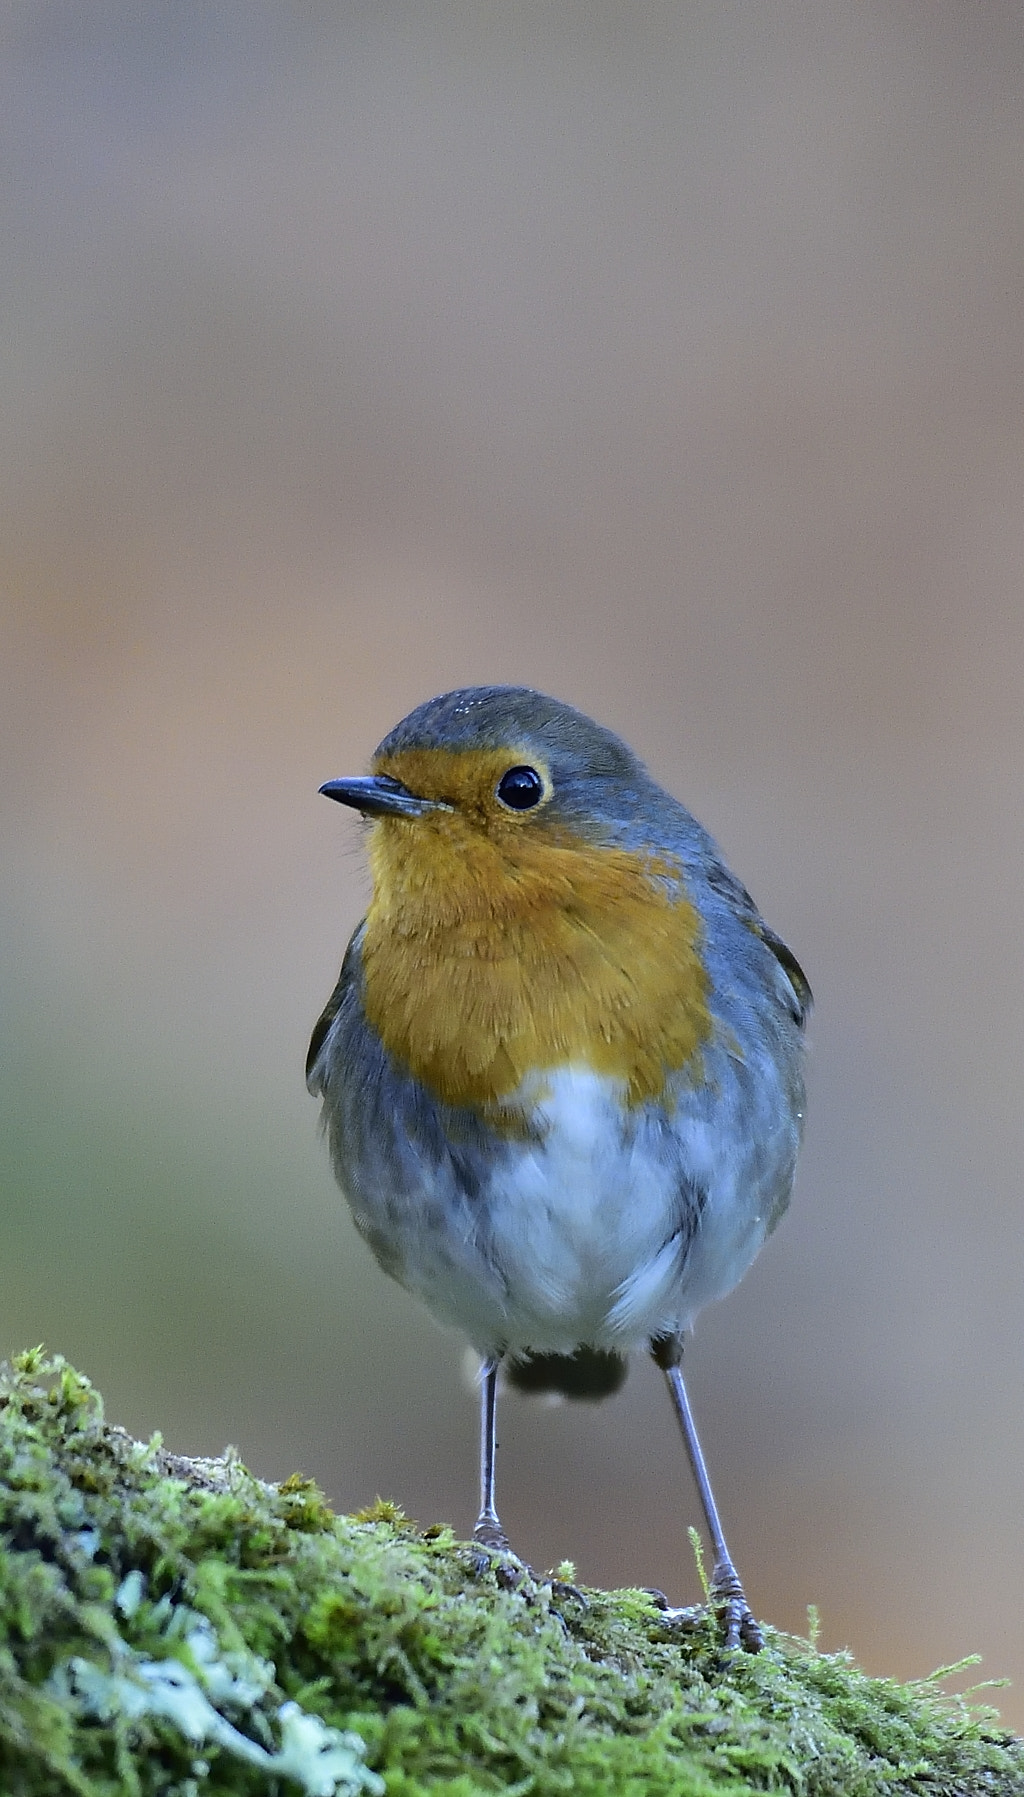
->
[484,1068,684,1349]
[402,1065,773,1357]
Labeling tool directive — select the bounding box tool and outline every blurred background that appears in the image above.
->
[3,0,1024,1723]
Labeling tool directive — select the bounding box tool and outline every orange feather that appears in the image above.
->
[359,747,712,1111]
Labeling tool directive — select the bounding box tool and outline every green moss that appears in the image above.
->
[0,1351,1021,1796]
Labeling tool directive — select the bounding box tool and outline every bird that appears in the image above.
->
[307,686,810,1651]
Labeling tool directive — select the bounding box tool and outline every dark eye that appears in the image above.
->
[496,765,545,811]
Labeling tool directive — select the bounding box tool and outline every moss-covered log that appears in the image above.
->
[0,1350,1021,1796]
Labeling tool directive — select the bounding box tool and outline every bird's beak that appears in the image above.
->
[318,774,439,818]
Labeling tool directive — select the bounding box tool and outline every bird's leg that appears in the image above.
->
[650,1333,764,1652]
[472,1356,510,1550]
[469,1356,579,1604]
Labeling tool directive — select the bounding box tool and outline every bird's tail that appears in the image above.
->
[505,1346,628,1400]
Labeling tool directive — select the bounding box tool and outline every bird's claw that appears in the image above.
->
[711,1560,764,1653]
[651,1600,704,1630]
[468,1528,587,1610]
[472,1516,512,1553]
[469,1519,531,1590]
[718,1593,764,1652]
[654,1567,764,1652]
[548,1577,587,1608]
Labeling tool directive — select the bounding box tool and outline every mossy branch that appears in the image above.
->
[1,1350,1021,1796]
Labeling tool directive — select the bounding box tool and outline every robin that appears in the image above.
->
[307,686,810,1651]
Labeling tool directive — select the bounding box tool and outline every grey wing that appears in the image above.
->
[757,922,812,1027]
[305,924,365,1092]
[704,859,812,1027]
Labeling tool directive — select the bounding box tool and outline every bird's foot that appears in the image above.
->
[472,1515,511,1553]
[470,1515,529,1589]
[709,1558,764,1653]
[468,1521,586,1611]
[648,1568,763,1652]
[548,1576,588,1609]
[645,1588,704,1630]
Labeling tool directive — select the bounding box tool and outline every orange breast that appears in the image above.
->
[359,805,712,1113]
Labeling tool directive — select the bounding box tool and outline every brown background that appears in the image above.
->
[3,2,1024,1724]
